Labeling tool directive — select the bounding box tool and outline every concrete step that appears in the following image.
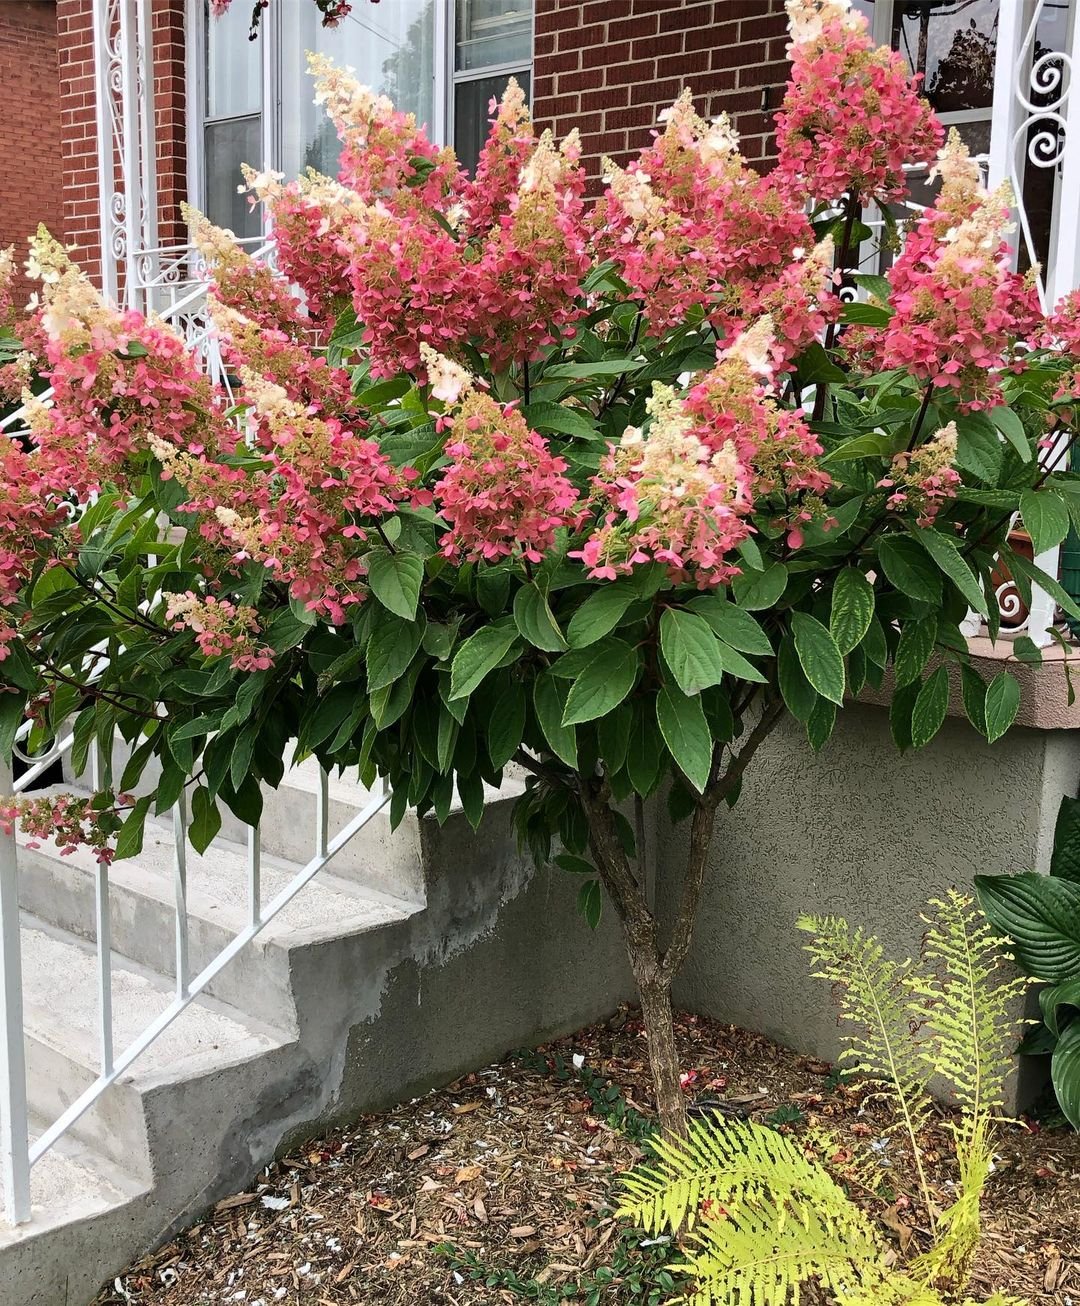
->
[17,816,421,1028]
[0,1116,145,1254]
[18,917,287,1179]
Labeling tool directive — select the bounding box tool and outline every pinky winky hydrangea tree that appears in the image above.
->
[4,0,1080,1140]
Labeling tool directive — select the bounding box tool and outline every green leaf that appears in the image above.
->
[513,583,568,652]
[878,535,942,604]
[189,786,221,856]
[1006,549,1080,623]
[562,640,639,726]
[555,853,596,875]
[577,879,603,930]
[829,568,875,655]
[687,596,772,656]
[656,683,712,793]
[626,698,665,798]
[715,641,768,684]
[911,664,950,748]
[988,405,1032,462]
[1052,1020,1080,1129]
[732,563,788,611]
[659,610,725,696]
[806,696,837,753]
[449,620,518,701]
[1041,979,1080,1039]
[366,548,425,620]
[597,703,633,775]
[959,662,988,737]
[1051,796,1080,884]
[544,358,642,380]
[487,680,526,770]
[566,584,637,649]
[778,632,817,723]
[824,432,896,463]
[894,616,937,688]
[889,678,921,752]
[114,796,152,861]
[955,411,1004,484]
[912,527,990,616]
[366,613,424,693]
[974,872,1080,980]
[984,670,1020,743]
[533,672,577,767]
[1020,489,1071,557]
[795,341,846,384]
[790,612,845,705]
[522,401,597,439]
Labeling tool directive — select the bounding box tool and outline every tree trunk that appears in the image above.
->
[636,967,687,1138]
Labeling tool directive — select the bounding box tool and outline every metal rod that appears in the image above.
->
[316,768,329,861]
[173,793,188,999]
[95,862,114,1077]
[248,825,261,928]
[30,784,393,1165]
[0,756,31,1224]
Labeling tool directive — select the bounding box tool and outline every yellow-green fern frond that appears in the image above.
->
[839,1276,949,1306]
[675,1185,886,1306]
[910,1113,994,1296]
[798,913,935,1217]
[974,1295,1029,1306]
[618,1117,885,1306]
[908,891,1026,1122]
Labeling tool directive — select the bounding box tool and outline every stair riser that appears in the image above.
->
[16,847,296,1029]
[82,747,425,901]
[25,1037,150,1182]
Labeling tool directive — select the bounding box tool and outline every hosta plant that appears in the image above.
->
[3,0,1080,1139]
[976,793,1080,1128]
[617,894,1027,1306]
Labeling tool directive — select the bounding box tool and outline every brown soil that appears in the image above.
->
[95,1009,1080,1305]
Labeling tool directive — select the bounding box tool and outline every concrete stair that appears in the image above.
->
[0,758,632,1305]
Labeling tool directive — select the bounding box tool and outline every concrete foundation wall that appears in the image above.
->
[659,704,1079,1067]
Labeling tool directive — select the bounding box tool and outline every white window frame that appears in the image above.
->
[186,0,536,220]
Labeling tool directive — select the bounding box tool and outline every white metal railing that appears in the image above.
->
[1,729,390,1225]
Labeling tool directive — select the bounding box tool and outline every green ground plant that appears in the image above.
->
[617,893,1027,1306]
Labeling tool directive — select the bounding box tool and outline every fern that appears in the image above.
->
[797,913,936,1223]
[910,1114,994,1295]
[909,892,1026,1125]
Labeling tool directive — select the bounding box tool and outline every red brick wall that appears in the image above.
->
[0,1,64,306]
[56,0,188,291]
[532,0,790,185]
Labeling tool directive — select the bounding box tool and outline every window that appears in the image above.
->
[194,1,535,224]
[202,1,263,239]
[454,1,533,174]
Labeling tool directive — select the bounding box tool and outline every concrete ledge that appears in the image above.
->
[857,635,1080,731]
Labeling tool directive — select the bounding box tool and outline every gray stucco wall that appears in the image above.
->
[659,704,1080,1067]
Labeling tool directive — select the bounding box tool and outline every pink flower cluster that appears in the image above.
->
[592,94,816,344]
[0,791,135,865]
[775,0,942,204]
[0,439,69,661]
[877,421,962,526]
[432,376,579,564]
[166,592,274,672]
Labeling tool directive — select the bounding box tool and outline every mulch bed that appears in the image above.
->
[96,1009,1080,1305]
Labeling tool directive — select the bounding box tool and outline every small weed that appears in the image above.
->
[516,1049,656,1144]
[766,1103,807,1129]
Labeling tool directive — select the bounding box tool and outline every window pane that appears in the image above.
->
[281,1,436,180]
[205,116,263,239]
[455,70,531,175]
[891,0,998,114]
[205,1,262,120]
[456,0,532,72]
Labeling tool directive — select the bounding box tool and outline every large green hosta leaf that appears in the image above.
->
[974,872,1080,980]
[1052,1019,1080,1129]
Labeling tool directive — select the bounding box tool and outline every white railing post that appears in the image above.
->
[0,755,31,1225]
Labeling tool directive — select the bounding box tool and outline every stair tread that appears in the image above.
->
[18,919,285,1083]
[17,811,419,945]
[0,1123,144,1245]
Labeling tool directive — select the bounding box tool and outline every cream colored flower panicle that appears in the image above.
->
[929,127,983,193]
[26,226,108,347]
[238,366,304,428]
[0,245,14,293]
[601,158,665,226]
[619,383,743,505]
[519,128,581,194]
[699,113,741,166]
[419,344,473,405]
[943,182,1016,258]
[723,316,777,379]
[308,51,395,138]
[785,0,864,45]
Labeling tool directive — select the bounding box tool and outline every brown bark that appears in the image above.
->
[576,698,785,1141]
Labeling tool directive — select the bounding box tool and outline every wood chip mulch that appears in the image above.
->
[94,1009,1080,1305]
